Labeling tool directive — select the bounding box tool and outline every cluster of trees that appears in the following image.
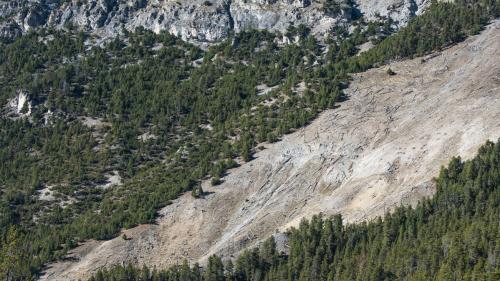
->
[89,140,500,281]
[349,0,500,72]
[0,0,498,279]
[0,21,339,279]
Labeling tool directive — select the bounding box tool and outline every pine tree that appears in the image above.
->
[0,227,29,281]
[204,255,225,281]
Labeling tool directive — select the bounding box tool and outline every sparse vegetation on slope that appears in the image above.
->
[89,140,500,281]
[350,0,500,72]
[0,0,498,279]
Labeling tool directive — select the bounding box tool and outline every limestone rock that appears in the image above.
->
[0,0,430,43]
[6,90,32,117]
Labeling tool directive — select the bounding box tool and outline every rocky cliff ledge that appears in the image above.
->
[0,0,429,43]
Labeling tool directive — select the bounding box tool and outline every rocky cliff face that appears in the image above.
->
[0,0,429,43]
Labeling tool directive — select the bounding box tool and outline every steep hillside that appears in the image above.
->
[90,139,500,281]
[0,0,429,43]
[40,19,500,281]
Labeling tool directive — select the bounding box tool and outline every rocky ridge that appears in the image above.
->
[0,0,429,44]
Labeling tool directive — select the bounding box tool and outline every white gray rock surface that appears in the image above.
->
[0,0,430,43]
[6,90,32,117]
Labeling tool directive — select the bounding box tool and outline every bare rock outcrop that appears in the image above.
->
[5,90,32,118]
[0,0,430,43]
[39,20,500,281]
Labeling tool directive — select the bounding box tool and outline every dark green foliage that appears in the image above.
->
[89,139,500,281]
[323,0,361,20]
[349,0,500,72]
[192,184,205,198]
[0,227,31,281]
[204,256,226,281]
[0,25,338,279]
[0,0,498,279]
[211,176,222,186]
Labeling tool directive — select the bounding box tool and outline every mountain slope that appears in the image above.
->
[90,139,500,281]
[40,19,500,281]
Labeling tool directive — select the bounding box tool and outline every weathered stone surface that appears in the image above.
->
[0,0,430,43]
